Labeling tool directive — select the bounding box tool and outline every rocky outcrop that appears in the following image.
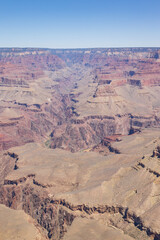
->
[0,183,159,240]
[94,85,116,97]
[0,129,160,239]
[127,79,142,87]
[91,136,121,155]
[1,48,160,153]
[0,204,48,240]
[0,184,75,239]
[152,146,160,158]
[49,115,131,152]
[1,48,160,240]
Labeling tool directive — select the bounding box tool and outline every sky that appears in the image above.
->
[0,0,160,48]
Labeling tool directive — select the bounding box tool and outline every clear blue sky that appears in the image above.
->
[0,0,160,48]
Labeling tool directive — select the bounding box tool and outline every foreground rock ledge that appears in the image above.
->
[0,128,160,239]
[0,204,48,240]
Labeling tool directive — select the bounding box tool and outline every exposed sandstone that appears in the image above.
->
[0,129,160,239]
[0,48,160,239]
[0,204,48,240]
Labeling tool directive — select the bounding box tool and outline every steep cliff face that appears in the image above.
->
[1,48,160,153]
[1,129,160,240]
[49,115,130,152]
[1,48,160,239]
[0,204,48,240]
[0,184,75,240]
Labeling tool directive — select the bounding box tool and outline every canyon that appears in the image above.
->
[0,47,160,239]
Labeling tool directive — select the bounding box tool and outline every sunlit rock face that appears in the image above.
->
[1,48,160,240]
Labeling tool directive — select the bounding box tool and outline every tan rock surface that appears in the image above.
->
[1,48,160,239]
[0,204,47,240]
[63,218,134,240]
[0,128,160,239]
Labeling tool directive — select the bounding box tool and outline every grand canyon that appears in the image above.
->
[1,47,160,240]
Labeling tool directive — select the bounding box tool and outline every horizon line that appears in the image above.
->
[0,46,160,50]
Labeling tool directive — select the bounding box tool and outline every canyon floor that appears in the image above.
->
[0,48,160,240]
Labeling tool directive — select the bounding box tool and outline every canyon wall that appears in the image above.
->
[1,48,160,239]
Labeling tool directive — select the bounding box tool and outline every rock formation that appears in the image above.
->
[0,47,160,239]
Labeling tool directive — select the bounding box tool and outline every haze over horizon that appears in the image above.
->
[1,3,160,239]
[1,0,160,48]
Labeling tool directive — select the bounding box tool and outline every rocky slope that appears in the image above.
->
[0,204,48,240]
[1,129,160,240]
[0,48,160,152]
[1,48,160,239]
